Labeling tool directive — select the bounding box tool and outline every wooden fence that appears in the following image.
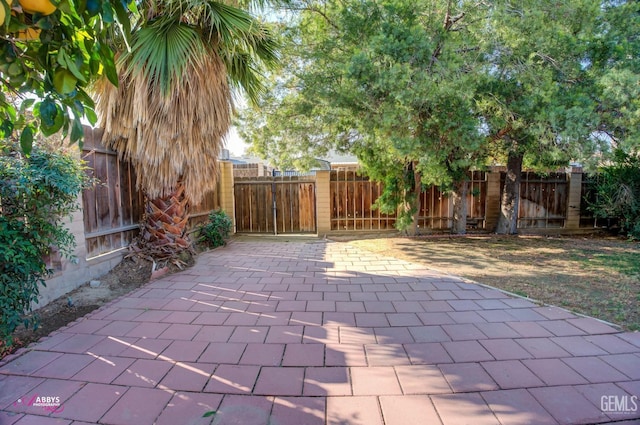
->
[417,171,487,229]
[81,127,223,258]
[234,176,316,234]
[78,131,601,254]
[330,169,395,231]
[82,128,144,258]
[188,189,221,229]
[330,170,487,231]
[514,171,567,228]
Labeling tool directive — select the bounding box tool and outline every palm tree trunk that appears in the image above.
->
[138,182,192,266]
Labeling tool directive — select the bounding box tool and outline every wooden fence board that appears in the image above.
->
[188,189,221,228]
[107,151,120,228]
[299,182,316,232]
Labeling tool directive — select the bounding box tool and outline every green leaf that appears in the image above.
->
[101,0,113,23]
[53,69,78,94]
[61,50,87,83]
[35,98,64,136]
[38,98,58,127]
[20,98,36,113]
[2,1,10,27]
[6,104,16,121]
[0,119,14,137]
[20,126,34,155]
[41,111,64,136]
[100,43,118,86]
[85,0,100,16]
[112,0,131,44]
[76,88,95,107]
[202,411,217,418]
[70,118,83,143]
[126,22,204,96]
[85,106,97,125]
[57,49,68,68]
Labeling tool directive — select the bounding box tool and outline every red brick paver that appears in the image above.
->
[1,239,638,424]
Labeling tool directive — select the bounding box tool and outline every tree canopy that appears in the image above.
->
[241,0,490,233]
[240,0,639,234]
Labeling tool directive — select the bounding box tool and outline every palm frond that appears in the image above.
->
[135,1,280,98]
[123,21,206,96]
[220,50,264,103]
[96,50,231,204]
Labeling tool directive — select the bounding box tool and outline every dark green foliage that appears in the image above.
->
[241,0,488,234]
[198,209,233,248]
[0,0,133,152]
[589,150,640,239]
[0,142,89,345]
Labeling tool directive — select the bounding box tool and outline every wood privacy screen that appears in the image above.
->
[330,169,396,230]
[234,176,316,234]
[417,171,487,229]
[81,128,144,258]
[501,171,568,228]
[331,169,487,231]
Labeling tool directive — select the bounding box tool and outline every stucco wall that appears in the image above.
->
[36,196,126,308]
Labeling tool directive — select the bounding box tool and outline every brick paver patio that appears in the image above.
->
[1,239,639,424]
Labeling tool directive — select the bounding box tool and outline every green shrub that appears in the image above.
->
[197,209,233,248]
[0,142,89,346]
[588,149,640,239]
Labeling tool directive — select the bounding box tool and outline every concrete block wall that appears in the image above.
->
[219,161,236,232]
[565,171,583,229]
[315,170,331,235]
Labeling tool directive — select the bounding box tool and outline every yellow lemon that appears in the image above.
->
[18,0,56,15]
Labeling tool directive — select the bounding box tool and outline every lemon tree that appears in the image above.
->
[0,0,132,152]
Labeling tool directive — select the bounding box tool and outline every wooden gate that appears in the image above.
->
[234,176,316,234]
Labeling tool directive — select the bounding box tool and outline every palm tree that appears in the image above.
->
[95,0,278,265]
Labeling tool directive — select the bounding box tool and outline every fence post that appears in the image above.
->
[315,170,331,235]
[484,167,502,231]
[565,167,583,229]
[218,161,236,233]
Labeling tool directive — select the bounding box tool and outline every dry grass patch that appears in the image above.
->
[346,235,640,330]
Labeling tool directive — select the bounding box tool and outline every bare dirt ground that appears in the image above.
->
[339,233,640,331]
[0,256,153,359]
